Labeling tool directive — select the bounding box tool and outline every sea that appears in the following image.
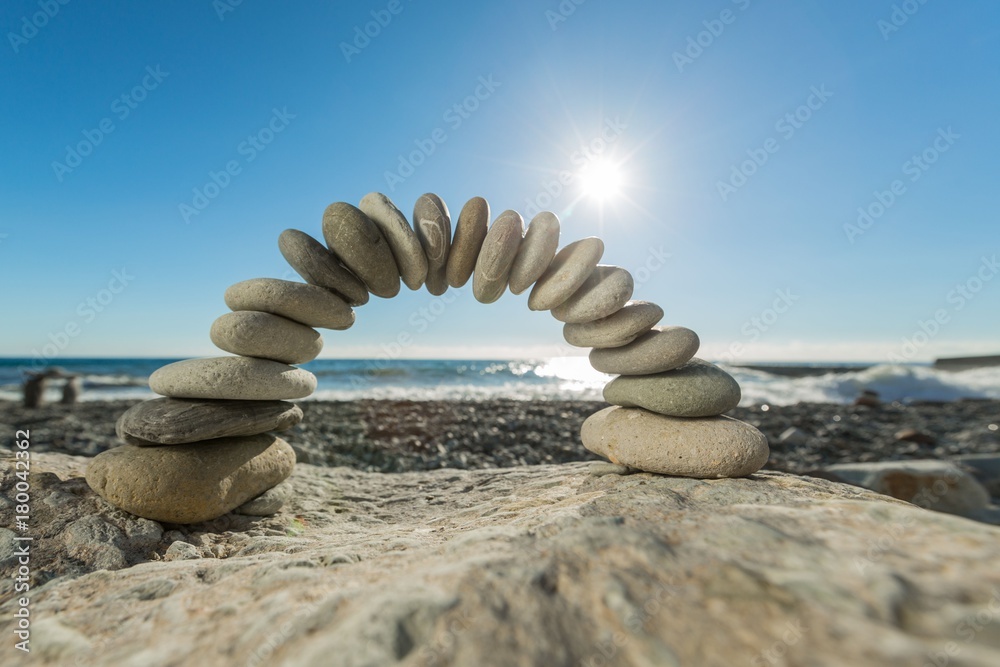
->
[2,357,1000,406]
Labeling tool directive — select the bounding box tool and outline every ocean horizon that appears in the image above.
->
[2,357,999,406]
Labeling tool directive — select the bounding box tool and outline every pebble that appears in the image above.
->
[85,434,296,524]
[551,265,634,324]
[528,237,604,311]
[277,229,369,306]
[446,196,490,288]
[116,398,303,445]
[473,210,524,304]
[322,202,401,298]
[225,278,355,330]
[235,479,293,516]
[825,460,990,517]
[358,192,428,291]
[589,326,699,375]
[564,301,664,349]
[210,310,323,365]
[413,193,451,295]
[508,212,560,295]
[149,357,317,401]
[581,406,769,478]
[602,359,741,417]
[895,428,937,445]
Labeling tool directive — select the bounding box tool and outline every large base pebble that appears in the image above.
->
[210,310,323,365]
[85,434,296,524]
[589,325,699,375]
[603,358,741,417]
[149,357,316,401]
[116,398,303,445]
[225,278,354,330]
[581,406,769,478]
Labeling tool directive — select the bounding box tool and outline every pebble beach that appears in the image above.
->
[6,397,998,474]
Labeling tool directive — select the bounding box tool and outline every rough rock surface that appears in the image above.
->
[4,453,1000,666]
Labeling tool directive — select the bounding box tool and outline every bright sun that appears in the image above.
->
[577,158,624,202]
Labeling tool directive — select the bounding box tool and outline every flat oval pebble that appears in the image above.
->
[551,265,634,324]
[528,237,604,311]
[278,229,369,306]
[473,210,524,304]
[413,193,451,295]
[225,278,354,330]
[234,479,293,517]
[602,358,741,417]
[581,406,769,478]
[508,211,560,295]
[322,202,400,298]
[564,301,664,348]
[86,434,296,524]
[149,357,317,401]
[446,196,490,288]
[116,398,303,445]
[210,311,323,365]
[589,325,699,375]
[359,192,428,291]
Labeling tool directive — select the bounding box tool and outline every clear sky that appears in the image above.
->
[2,1,998,363]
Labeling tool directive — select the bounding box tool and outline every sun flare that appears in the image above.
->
[577,158,624,202]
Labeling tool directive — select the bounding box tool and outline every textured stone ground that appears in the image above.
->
[3,453,1000,666]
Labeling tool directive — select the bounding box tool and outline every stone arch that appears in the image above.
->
[86,192,769,524]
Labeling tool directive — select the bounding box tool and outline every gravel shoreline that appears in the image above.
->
[3,398,998,474]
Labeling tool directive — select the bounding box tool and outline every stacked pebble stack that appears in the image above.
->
[86,192,768,525]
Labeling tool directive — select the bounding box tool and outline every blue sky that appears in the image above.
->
[2,0,998,363]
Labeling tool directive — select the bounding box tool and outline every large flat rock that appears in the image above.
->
[2,454,1000,666]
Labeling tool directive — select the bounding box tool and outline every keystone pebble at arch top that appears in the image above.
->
[85,191,770,525]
